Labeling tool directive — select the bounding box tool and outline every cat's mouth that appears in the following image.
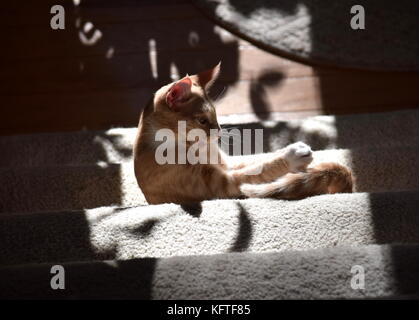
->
[300,153,312,158]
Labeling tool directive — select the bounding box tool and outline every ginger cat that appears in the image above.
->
[134,64,352,205]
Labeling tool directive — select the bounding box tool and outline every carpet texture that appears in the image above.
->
[1,145,419,213]
[195,0,419,71]
[1,109,419,299]
[2,109,419,213]
[2,244,419,299]
[2,109,418,167]
[1,191,419,266]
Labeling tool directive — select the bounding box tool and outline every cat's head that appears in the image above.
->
[152,63,222,142]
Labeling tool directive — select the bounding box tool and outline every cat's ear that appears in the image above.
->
[196,62,221,91]
[166,77,192,110]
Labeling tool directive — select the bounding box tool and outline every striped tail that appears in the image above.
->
[240,163,353,200]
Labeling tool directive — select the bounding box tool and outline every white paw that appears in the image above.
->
[283,141,313,172]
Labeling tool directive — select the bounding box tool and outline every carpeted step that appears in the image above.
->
[1,145,419,213]
[0,163,145,214]
[1,109,418,167]
[1,191,419,266]
[195,0,419,71]
[1,243,419,299]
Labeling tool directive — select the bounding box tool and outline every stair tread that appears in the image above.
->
[1,191,419,267]
[2,243,419,299]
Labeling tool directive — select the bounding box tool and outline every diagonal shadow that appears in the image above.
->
[131,219,159,237]
[230,202,253,252]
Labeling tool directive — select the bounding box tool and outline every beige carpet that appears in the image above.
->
[1,109,419,299]
[195,0,419,71]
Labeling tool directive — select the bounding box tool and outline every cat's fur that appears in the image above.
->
[134,64,352,204]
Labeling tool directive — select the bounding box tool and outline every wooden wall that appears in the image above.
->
[1,0,419,135]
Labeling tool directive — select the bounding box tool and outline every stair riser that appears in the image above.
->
[1,244,419,299]
[1,145,419,213]
[1,109,418,167]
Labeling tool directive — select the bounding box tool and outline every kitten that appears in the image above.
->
[133,64,352,204]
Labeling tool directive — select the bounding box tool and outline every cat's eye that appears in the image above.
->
[197,118,208,125]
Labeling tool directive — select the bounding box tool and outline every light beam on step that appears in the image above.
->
[170,62,180,81]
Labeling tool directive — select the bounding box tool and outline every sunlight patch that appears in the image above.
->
[148,39,158,79]
[79,22,102,46]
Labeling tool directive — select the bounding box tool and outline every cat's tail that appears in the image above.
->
[240,162,353,200]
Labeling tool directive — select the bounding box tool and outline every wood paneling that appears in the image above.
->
[1,0,419,135]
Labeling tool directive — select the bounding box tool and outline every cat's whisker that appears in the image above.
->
[213,86,226,102]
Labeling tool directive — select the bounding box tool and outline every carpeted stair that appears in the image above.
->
[1,109,419,299]
[195,0,419,71]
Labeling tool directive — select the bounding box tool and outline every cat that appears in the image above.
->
[133,63,353,204]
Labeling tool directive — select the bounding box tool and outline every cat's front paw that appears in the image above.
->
[283,141,313,172]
